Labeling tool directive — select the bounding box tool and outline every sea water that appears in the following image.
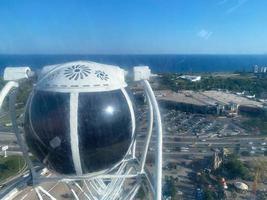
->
[1,54,267,73]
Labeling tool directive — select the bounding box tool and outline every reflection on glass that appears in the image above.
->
[24,91,75,174]
[104,105,115,115]
[78,90,133,173]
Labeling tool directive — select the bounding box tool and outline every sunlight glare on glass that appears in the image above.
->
[105,105,114,115]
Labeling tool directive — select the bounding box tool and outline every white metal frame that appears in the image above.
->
[0,69,163,200]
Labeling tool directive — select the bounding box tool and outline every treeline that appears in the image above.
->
[158,73,267,98]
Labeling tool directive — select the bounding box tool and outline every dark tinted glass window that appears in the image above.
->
[78,89,132,173]
[24,91,75,174]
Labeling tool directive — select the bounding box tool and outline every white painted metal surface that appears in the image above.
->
[2,145,8,151]
[4,67,31,81]
[0,81,18,109]
[143,80,163,200]
[36,61,127,92]
[133,66,151,81]
[140,90,154,172]
[70,92,83,175]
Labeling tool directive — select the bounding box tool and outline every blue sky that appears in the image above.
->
[0,0,267,54]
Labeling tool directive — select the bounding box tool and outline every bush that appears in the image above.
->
[222,154,251,180]
[203,189,216,200]
[163,177,176,198]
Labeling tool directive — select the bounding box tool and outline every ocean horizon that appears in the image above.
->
[1,54,267,74]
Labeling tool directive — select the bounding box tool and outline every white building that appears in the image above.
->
[179,75,201,82]
[254,65,267,74]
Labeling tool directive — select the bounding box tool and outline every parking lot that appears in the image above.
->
[136,107,267,199]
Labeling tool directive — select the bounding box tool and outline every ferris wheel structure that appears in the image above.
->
[0,61,163,200]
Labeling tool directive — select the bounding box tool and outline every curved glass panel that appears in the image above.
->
[78,89,132,173]
[24,91,75,174]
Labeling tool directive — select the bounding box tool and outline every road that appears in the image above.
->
[136,133,267,158]
[1,129,266,162]
[0,173,31,200]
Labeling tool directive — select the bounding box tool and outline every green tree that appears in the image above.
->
[222,154,251,180]
[204,189,216,200]
[163,177,176,198]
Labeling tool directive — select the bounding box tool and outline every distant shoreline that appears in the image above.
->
[1,54,267,73]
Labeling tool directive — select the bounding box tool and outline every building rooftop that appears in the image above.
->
[156,90,264,108]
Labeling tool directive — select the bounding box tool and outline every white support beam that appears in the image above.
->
[35,186,56,200]
[74,182,91,200]
[84,181,98,200]
[140,90,154,173]
[143,80,163,200]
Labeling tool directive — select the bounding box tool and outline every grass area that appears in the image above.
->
[242,117,267,135]
[0,155,26,183]
[0,107,25,127]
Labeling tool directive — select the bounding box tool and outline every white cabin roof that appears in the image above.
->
[36,61,127,92]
